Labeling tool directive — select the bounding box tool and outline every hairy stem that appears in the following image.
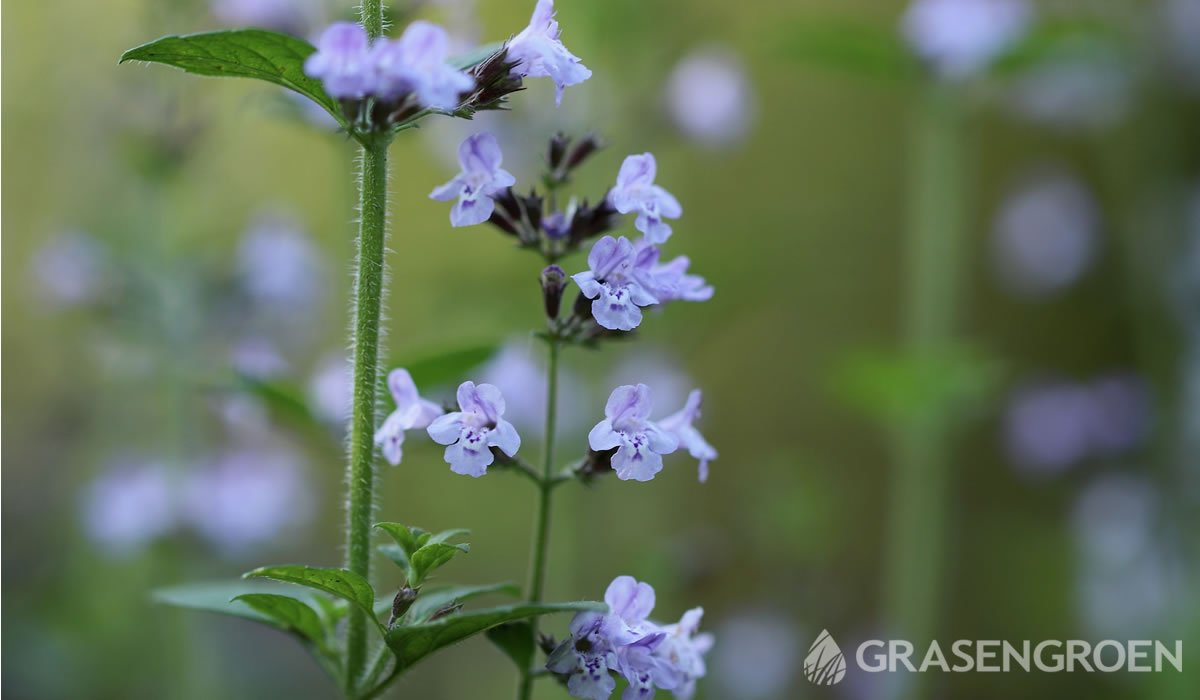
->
[345,136,389,692]
[882,85,967,700]
[516,339,561,700]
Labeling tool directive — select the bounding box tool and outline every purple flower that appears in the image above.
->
[901,0,1032,80]
[304,22,374,99]
[371,21,474,109]
[548,612,619,700]
[374,368,444,465]
[427,381,521,477]
[430,132,517,227]
[655,608,714,699]
[573,236,660,331]
[507,0,592,105]
[658,390,717,483]
[666,47,755,148]
[211,0,319,35]
[589,385,678,482]
[609,154,682,244]
[237,210,324,313]
[82,461,177,557]
[631,241,713,303]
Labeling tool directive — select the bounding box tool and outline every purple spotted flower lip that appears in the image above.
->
[303,22,374,99]
[573,236,660,331]
[609,153,682,244]
[430,132,518,227]
[373,369,443,466]
[371,21,475,109]
[507,0,592,105]
[427,381,521,477]
[658,389,717,482]
[588,384,678,482]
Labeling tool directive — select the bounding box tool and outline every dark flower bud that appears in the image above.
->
[572,288,593,321]
[462,47,525,114]
[564,133,603,171]
[539,633,559,656]
[576,447,616,483]
[567,196,622,247]
[541,265,567,320]
[388,585,419,626]
[547,132,569,170]
[488,189,522,236]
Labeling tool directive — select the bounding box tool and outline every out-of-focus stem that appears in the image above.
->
[516,338,561,700]
[882,85,967,700]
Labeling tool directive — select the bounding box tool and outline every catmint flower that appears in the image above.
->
[573,236,660,331]
[507,0,592,105]
[427,381,521,477]
[304,22,374,99]
[901,0,1031,81]
[655,608,714,699]
[374,369,444,465]
[658,390,717,483]
[371,21,474,109]
[632,241,713,303]
[589,385,678,482]
[609,153,682,244]
[430,132,517,227]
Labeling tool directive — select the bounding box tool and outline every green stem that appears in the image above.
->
[516,339,561,700]
[344,136,389,692]
[881,85,967,700]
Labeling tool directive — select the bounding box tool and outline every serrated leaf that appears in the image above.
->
[233,593,328,652]
[779,18,918,82]
[245,565,378,625]
[405,582,520,624]
[119,30,346,128]
[396,343,498,389]
[486,622,534,671]
[408,542,469,586]
[385,602,603,674]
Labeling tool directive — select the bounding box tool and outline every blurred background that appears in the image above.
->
[3,0,1199,698]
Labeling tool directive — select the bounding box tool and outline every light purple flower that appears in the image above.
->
[573,237,660,331]
[427,381,521,477]
[507,0,592,105]
[237,210,324,312]
[304,22,374,99]
[430,132,517,227]
[609,154,682,244]
[655,608,714,700]
[211,0,319,35]
[901,0,1032,80]
[589,385,678,482]
[658,390,717,483]
[374,369,444,465]
[82,461,177,557]
[371,21,474,109]
[548,612,619,700]
[632,241,713,303]
[666,47,755,148]
[308,354,352,425]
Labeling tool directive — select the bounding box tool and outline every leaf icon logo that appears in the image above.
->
[804,629,847,685]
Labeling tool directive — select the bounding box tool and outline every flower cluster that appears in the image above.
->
[547,576,713,700]
[303,0,590,129]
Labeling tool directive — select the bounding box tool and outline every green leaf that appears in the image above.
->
[245,565,377,624]
[385,602,603,674]
[233,593,328,652]
[405,582,520,624]
[407,542,470,586]
[153,581,309,624]
[448,42,505,71]
[486,622,535,671]
[375,522,423,557]
[425,528,471,546]
[394,343,498,389]
[779,18,918,82]
[379,543,411,572]
[119,30,345,128]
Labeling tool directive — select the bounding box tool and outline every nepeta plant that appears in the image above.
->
[122,1,714,698]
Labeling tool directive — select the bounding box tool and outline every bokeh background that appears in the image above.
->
[3,0,1199,698]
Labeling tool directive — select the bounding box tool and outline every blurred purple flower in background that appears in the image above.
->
[230,336,289,379]
[608,350,693,414]
[32,230,110,309]
[901,0,1032,80]
[711,612,799,699]
[184,446,313,556]
[82,460,177,557]
[371,21,474,109]
[374,368,443,466]
[991,170,1100,299]
[304,22,374,99]
[589,384,678,482]
[477,341,589,439]
[237,210,325,314]
[609,153,682,244]
[427,381,521,477]
[308,354,353,425]
[430,132,517,227]
[507,0,592,105]
[666,46,755,148]
[210,0,320,35]
[658,389,717,483]
[574,236,661,331]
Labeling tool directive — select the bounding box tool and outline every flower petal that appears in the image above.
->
[426,412,464,445]
[489,418,521,457]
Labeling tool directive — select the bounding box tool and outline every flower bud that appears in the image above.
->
[564,133,603,171]
[389,585,419,626]
[547,132,569,170]
[541,265,567,320]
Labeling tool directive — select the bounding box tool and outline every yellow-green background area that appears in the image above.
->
[3,0,1198,698]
